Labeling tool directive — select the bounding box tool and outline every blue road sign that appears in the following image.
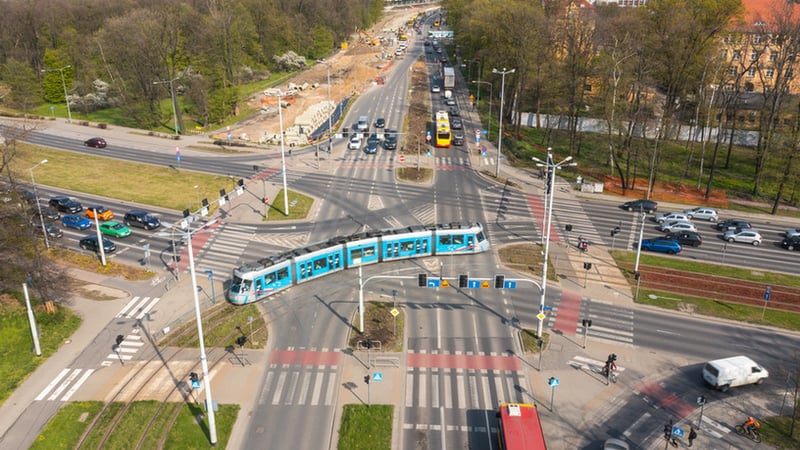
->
[427,279,441,288]
[373,373,383,382]
[765,285,771,301]
[467,280,482,289]
[543,306,553,311]
[191,380,201,389]
[548,377,559,387]
[672,426,684,438]
[503,280,517,289]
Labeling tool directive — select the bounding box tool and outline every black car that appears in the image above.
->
[715,219,752,231]
[123,210,161,230]
[451,118,463,130]
[781,236,800,251]
[79,235,116,253]
[449,106,460,117]
[621,199,658,213]
[374,118,385,128]
[383,130,398,150]
[365,134,379,154]
[84,137,107,148]
[452,132,465,146]
[49,196,83,213]
[18,189,38,204]
[665,231,703,247]
[32,223,63,239]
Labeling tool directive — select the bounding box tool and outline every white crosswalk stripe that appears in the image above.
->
[251,232,310,249]
[105,332,145,363]
[403,367,529,410]
[196,223,257,273]
[410,204,436,225]
[261,366,339,406]
[35,368,95,402]
[116,296,161,320]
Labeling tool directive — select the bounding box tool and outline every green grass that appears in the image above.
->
[165,304,267,349]
[80,402,125,448]
[0,299,81,407]
[520,329,549,354]
[31,401,239,449]
[762,415,800,449]
[338,404,393,450]
[266,189,313,220]
[13,143,232,212]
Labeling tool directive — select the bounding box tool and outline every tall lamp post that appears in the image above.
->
[153,76,181,136]
[41,65,72,123]
[646,126,661,200]
[472,80,492,143]
[532,152,577,338]
[29,159,50,249]
[464,59,480,96]
[277,91,290,216]
[492,67,515,179]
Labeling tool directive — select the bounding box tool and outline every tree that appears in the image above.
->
[1,59,42,112]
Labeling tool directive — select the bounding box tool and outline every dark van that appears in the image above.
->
[123,210,161,230]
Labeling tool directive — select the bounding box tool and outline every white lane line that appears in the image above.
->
[36,368,70,401]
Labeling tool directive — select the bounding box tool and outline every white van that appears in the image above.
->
[357,116,369,133]
[702,356,768,392]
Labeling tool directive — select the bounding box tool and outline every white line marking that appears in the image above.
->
[36,368,69,401]
[61,369,94,401]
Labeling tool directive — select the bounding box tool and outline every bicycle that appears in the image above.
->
[602,365,618,383]
[735,424,762,443]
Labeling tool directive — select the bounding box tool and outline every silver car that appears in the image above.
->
[684,207,719,222]
[654,212,690,224]
[786,228,800,238]
[723,229,762,245]
[657,220,697,233]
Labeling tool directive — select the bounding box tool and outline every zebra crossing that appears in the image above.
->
[403,367,530,410]
[102,329,145,366]
[35,368,95,402]
[116,296,161,320]
[481,184,537,244]
[547,196,605,245]
[259,366,339,407]
[545,298,635,345]
[195,223,257,273]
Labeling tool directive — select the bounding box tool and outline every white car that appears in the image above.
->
[431,85,441,93]
[654,212,690,224]
[786,228,800,238]
[723,229,762,245]
[347,134,362,150]
[684,207,719,222]
[657,220,697,233]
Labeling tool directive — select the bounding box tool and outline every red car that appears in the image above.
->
[84,137,107,148]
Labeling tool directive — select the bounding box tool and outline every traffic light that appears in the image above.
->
[116,335,124,346]
[364,375,370,384]
[583,262,592,270]
[190,372,199,383]
[582,319,592,327]
[236,336,247,347]
[494,275,505,289]
[418,273,427,287]
[237,178,244,187]
[458,274,469,288]
[565,224,573,232]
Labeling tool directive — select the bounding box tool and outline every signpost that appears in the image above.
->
[547,377,559,411]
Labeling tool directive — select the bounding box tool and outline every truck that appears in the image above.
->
[443,67,455,91]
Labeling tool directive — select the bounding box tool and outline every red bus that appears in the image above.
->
[497,403,547,450]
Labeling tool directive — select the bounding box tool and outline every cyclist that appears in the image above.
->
[743,416,760,434]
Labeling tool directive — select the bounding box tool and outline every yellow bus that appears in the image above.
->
[435,111,451,148]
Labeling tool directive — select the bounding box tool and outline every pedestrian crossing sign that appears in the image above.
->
[373,373,383,382]
[191,380,201,389]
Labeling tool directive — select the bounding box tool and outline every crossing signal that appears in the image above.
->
[116,335,124,346]
[190,372,199,383]
[418,273,427,287]
[364,375,370,384]
[494,275,505,289]
[458,274,469,288]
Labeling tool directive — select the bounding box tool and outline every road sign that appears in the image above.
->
[399,155,406,163]
[503,280,517,289]
[475,129,481,138]
[175,147,181,162]
[543,306,553,311]
[426,135,432,142]
[373,373,383,382]
[672,426,684,438]
[548,377,559,387]
[764,285,771,301]
[390,308,399,317]
[427,279,441,288]
[467,280,482,289]
[696,395,706,405]
[191,380,201,389]
[537,312,546,321]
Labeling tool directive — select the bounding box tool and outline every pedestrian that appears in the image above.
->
[688,427,697,447]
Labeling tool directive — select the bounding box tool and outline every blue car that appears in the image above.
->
[640,238,682,254]
[62,214,91,230]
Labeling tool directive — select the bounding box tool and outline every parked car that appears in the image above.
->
[85,206,114,221]
[654,212,690,224]
[716,219,752,231]
[84,137,107,148]
[49,196,83,213]
[79,235,116,253]
[32,223,63,239]
[665,231,703,247]
[99,221,132,238]
[451,117,463,130]
[785,228,800,238]
[683,207,719,222]
[62,215,91,230]
[123,210,161,230]
[723,229,762,245]
[374,118,385,128]
[640,238,682,254]
[781,236,800,250]
[347,134,362,150]
[657,220,697,233]
[364,134,379,154]
[621,199,658,213]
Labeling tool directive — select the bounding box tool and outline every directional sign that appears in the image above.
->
[543,306,553,311]
[503,280,517,289]
[373,372,383,382]
[427,279,441,288]
[672,426,684,438]
[468,280,482,289]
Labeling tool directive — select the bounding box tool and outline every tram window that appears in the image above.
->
[231,277,242,292]
[265,273,276,284]
[242,279,252,292]
[364,247,375,257]
[334,254,340,267]
[422,240,428,252]
[402,241,415,251]
[351,248,363,260]
[439,235,451,245]
[255,279,263,292]
[477,232,485,242]
[394,243,400,256]
[314,258,327,270]
[278,268,289,280]
[467,236,474,247]
[300,265,307,277]
[416,240,420,251]
[453,235,464,245]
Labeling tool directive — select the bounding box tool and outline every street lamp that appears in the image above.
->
[29,159,50,249]
[277,90,290,216]
[194,185,201,210]
[153,76,181,136]
[472,80,492,144]
[646,126,661,200]
[492,67,515,179]
[532,152,577,338]
[464,59,480,96]
[41,65,72,123]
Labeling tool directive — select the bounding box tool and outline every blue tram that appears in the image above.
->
[226,222,490,305]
